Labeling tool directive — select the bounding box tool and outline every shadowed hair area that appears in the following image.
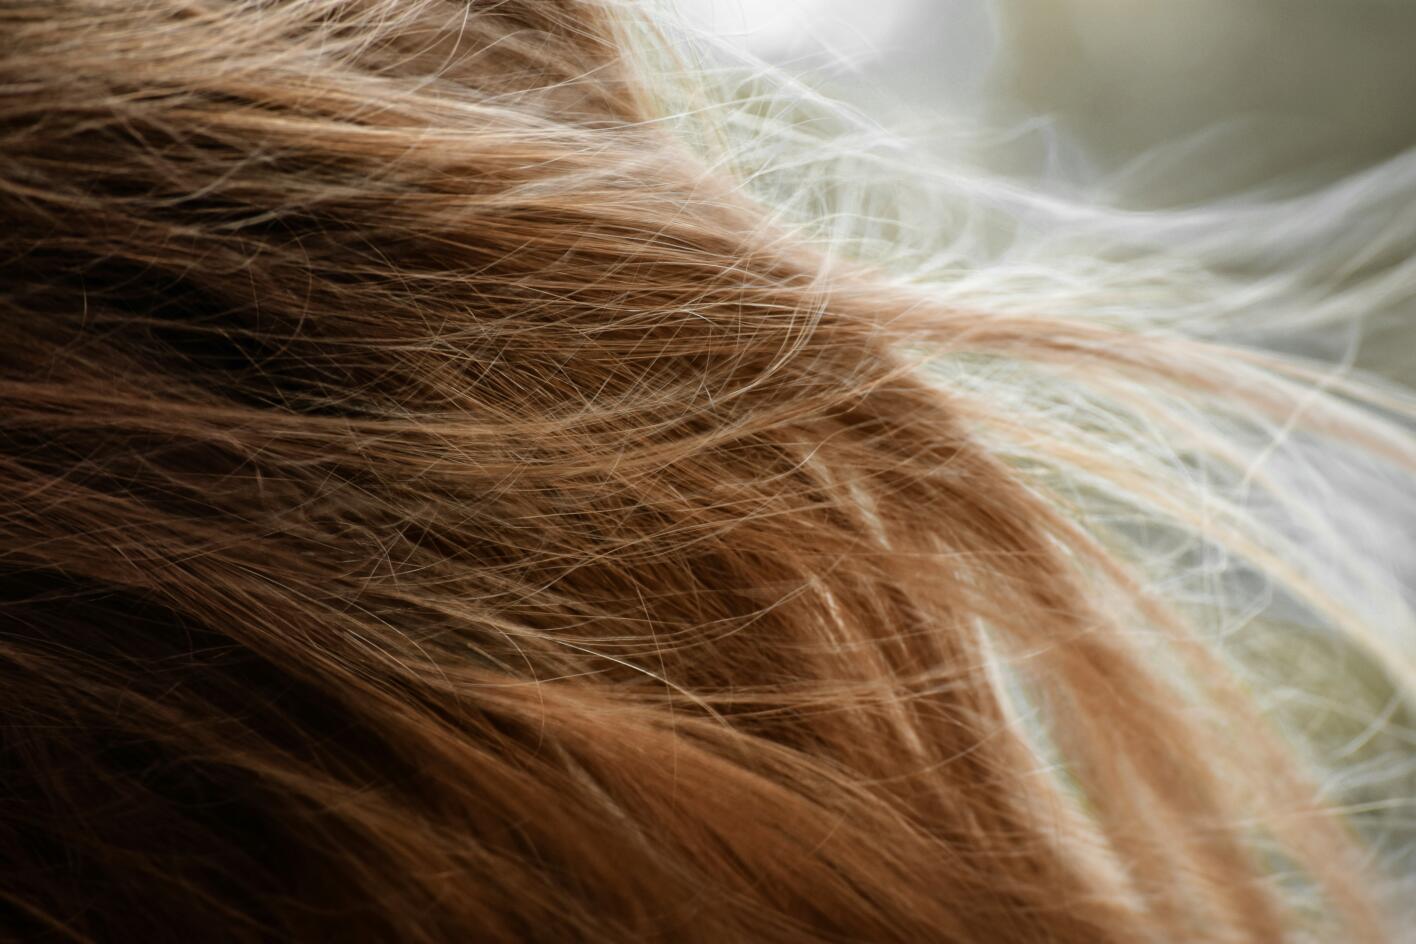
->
[1,1,1413,941]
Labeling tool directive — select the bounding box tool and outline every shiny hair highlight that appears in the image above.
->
[1,1,1413,941]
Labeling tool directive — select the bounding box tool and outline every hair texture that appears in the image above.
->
[1,1,1414,942]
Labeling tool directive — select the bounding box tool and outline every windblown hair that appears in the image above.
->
[2,1,1414,942]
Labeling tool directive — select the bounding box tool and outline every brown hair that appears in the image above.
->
[1,1,1410,941]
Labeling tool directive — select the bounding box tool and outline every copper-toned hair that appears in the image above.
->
[2,1,1413,941]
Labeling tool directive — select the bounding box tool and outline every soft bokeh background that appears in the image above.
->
[677,0,1416,383]
[679,0,1416,200]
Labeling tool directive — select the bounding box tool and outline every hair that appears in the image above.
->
[2,1,1414,941]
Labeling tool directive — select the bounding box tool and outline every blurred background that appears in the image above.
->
[677,0,1416,382]
[678,0,1416,205]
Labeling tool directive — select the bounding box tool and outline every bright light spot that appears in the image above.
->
[675,0,909,66]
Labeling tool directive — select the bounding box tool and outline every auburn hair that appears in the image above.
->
[1,1,1412,941]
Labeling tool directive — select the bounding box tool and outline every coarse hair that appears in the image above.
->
[1,1,1414,941]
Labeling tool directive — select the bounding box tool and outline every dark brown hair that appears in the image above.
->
[1,1,1410,941]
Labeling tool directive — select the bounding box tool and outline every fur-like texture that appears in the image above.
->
[1,2,1411,941]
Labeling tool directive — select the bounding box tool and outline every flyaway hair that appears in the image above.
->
[1,1,1414,942]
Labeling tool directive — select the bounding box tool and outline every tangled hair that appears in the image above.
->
[2,1,1414,941]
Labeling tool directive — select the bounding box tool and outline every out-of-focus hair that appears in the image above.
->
[1,1,1413,941]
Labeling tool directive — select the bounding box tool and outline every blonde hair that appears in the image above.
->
[1,1,1412,941]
